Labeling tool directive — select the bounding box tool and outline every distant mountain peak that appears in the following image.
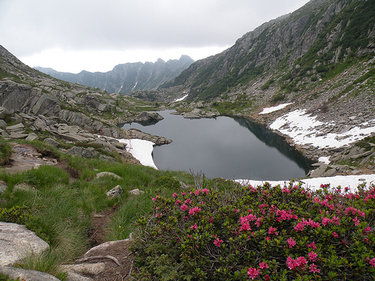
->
[36,55,194,94]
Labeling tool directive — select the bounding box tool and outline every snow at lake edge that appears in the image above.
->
[236,174,375,192]
[118,139,157,169]
[259,103,293,114]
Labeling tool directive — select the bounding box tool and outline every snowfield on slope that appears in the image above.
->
[119,138,157,169]
[270,109,375,149]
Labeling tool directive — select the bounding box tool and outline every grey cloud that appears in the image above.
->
[0,0,309,57]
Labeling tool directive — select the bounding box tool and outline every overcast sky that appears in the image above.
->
[0,0,310,73]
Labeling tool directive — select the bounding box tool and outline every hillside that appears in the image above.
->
[0,44,173,165]
[146,0,375,177]
[35,55,193,94]
[160,0,375,104]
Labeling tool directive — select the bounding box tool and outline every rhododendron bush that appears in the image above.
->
[132,182,375,280]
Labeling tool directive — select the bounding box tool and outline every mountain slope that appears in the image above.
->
[36,55,193,94]
[160,0,375,103]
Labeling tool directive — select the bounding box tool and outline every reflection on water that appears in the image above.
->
[123,110,311,180]
[233,117,312,173]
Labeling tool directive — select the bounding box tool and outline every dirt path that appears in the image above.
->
[1,143,58,174]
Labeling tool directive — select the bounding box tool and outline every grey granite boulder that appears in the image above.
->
[0,222,49,266]
[0,267,60,281]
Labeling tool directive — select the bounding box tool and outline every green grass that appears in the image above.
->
[0,138,12,166]
[0,141,194,278]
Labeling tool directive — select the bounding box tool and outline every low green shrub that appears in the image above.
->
[132,182,375,280]
[0,273,19,281]
[0,138,12,166]
[0,205,32,225]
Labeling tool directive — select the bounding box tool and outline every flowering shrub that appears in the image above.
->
[132,182,375,280]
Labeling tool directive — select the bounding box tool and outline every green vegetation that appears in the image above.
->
[0,273,19,281]
[0,138,12,166]
[282,0,375,92]
[133,182,375,280]
[0,69,20,81]
[0,138,193,278]
[212,95,254,115]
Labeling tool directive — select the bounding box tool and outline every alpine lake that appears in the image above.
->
[123,110,312,180]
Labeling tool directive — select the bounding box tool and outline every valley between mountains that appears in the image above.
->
[1,0,375,280]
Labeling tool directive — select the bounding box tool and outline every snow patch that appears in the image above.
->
[119,139,157,169]
[132,81,138,91]
[174,94,188,102]
[236,174,375,192]
[318,156,330,164]
[270,109,375,148]
[259,103,293,114]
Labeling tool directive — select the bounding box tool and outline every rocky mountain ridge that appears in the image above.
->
[158,0,374,103]
[35,55,193,95]
[0,45,171,164]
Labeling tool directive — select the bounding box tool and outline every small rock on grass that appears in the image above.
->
[95,171,121,180]
[0,180,7,193]
[129,188,144,196]
[106,185,123,198]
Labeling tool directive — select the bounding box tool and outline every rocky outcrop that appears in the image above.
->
[123,129,172,145]
[132,111,164,125]
[0,222,49,267]
[60,238,133,281]
[0,267,60,281]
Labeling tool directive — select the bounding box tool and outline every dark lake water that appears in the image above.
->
[123,110,311,180]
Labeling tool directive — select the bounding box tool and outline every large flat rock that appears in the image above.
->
[0,222,50,266]
[0,266,60,281]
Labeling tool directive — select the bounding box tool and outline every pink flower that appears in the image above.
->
[202,188,210,195]
[190,224,198,230]
[259,262,269,270]
[194,190,200,196]
[152,196,158,201]
[369,258,375,267]
[185,198,192,204]
[247,267,260,280]
[214,237,223,247]
[353,216,360,226]
[309,263,321,273]
[175,199,181,205]
[294,221,305,232]
[307,242,317,249]
[268,227,278,235]
[181,192,186,196]
[332,232,339,238]
[180,204,188,211]
[265,236,271,240]
[172,193,178,198]
[322,217,331,226]
[264,274,270,281]
[155,212,162,218]
[308,251,318,262]
[364,226,371,232]
[287,237,296,248]
[189,206,202,216]
[296,256,307,269]
[286,256,307,271]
